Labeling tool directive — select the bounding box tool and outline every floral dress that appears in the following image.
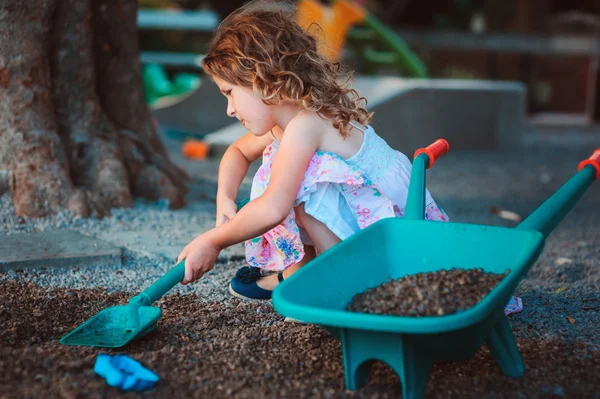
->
[245,123,449,271]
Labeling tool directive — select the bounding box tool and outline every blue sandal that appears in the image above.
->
[228,266,284,300]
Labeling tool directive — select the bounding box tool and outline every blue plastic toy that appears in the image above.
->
[94,354,159,392]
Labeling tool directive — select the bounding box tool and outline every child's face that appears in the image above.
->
[213,77,276,137]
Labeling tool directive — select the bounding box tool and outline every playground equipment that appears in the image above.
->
[149,72,231,140]
[273,144,600,398]
[142,64,201,108]
[138,1,434,147]
[297,0,366,62]
[141,0,428,114]
[140,3,524,157]
[297,0,428,77]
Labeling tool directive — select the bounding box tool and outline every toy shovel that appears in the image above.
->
[59,260,185,348]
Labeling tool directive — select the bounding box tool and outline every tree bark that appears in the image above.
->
[0,0,76,217]
[93,0,187,208]
[51,0,133,216]
[0,0,188,218]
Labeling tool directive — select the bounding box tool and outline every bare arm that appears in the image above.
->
[216,131,274,202]
[178,122,321,283]
[206,120,321,249]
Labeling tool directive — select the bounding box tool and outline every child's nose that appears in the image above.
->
[227,101,235,117]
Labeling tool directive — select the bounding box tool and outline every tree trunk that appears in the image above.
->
[93,0,188,208]
[0,0,188,218]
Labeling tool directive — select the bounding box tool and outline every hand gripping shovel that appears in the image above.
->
[60,260,185,348]
[60,197,251,348]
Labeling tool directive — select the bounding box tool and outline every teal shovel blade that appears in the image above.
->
[59,305,162,348]
[60,260,186,348]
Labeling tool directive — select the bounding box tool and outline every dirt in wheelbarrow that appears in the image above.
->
[2,279,599,398]
[347,268,509,317]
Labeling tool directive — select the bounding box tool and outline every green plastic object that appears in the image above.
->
[273,151,598,398]
[171,73,201,96]
[142,64,201,106]
[143,64,172,105]
[361,13,428,78]
[60,261,185,348]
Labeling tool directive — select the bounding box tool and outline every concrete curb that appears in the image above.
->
[0,230,122,272]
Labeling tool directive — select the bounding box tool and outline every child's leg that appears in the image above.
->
[283,244,316,276]
[294,203,341,255]
[256,203,340,290]
[256,244,316,290]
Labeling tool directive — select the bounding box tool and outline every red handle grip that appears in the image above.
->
[413,139,450,169]
[578,148,600,180]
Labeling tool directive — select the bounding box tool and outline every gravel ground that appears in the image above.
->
[2,127,598,343]
[1,126,600,397]
[0,194,245,303]
[2,279,600,399]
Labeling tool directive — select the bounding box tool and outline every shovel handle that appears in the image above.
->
[413,139,450,169]
[135,260,186,305]
[578,149,600,180]
[133,198,253,306]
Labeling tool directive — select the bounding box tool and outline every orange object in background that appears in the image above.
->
[297,0,366,62]
[182,139,210,160]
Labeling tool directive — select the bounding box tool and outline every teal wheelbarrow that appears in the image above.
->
[273,143,600,399]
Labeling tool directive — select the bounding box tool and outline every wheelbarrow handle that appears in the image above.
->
[517,147,599,238]
[413,139,450,169]
[578,148,600,180]
[404,139,450,220]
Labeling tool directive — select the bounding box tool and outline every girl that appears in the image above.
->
[177,2,448,299]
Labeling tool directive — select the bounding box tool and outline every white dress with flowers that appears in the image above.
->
[245,123,449,271]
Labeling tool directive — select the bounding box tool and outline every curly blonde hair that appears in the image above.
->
[201,1,373,137]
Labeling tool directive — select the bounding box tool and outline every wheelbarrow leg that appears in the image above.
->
[486,316,524,378]
[340,328,373,390]
[341,328,432,398]
[395,337,433,399]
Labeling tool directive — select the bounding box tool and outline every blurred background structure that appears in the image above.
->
[136,0,600,156]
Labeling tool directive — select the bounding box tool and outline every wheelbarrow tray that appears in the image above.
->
[273,218,545,359]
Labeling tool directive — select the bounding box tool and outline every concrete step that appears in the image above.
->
[96,228,245,263]
[0,230,121,272]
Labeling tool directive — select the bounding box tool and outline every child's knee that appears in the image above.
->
[294,203,307,228]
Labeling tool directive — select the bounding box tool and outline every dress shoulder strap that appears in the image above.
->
[348,121,367,132]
